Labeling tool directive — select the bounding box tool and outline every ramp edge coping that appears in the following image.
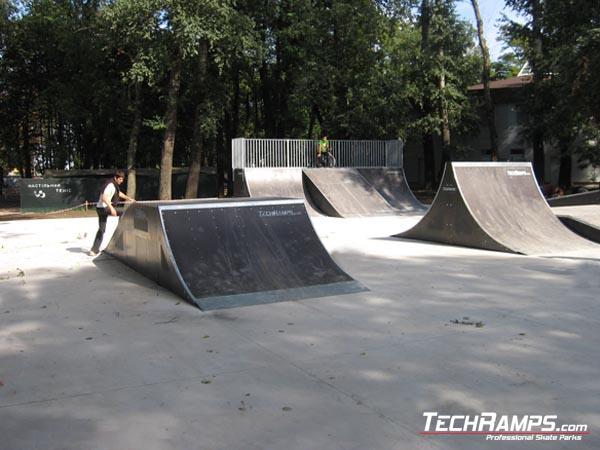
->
[158,198,303,211]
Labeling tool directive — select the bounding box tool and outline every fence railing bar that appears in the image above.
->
[231,138,403,169]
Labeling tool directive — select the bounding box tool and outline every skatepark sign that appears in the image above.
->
[20,178,99,212]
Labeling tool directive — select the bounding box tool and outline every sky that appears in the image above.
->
[455,0,523,61]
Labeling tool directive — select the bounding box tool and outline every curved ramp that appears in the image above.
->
[357,168,426,214]
[105,198,366,310]
[240,167,425,218]
[547,189,600,207]
[397,162,599,255]
[241,168,321,215]
[303,168,397,217]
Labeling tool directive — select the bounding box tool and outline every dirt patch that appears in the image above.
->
[0,200,97,221]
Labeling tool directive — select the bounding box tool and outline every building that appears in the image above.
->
[403,70,599,189]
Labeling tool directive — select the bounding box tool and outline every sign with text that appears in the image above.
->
[20,178,100,211]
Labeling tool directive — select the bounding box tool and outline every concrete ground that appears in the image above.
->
[1,213,599,450]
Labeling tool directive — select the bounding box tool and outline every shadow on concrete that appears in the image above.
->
[0,243,599,450]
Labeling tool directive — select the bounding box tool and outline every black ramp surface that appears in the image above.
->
[547,189,600,207]
[553,205,600,243]
[303,168,397,217]
[357,168,427,213]
[397,162,599,255]
[106,198,366,310]
[242,168,321,215]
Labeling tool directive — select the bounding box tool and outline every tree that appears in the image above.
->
[470,0,498,160]
[503,0,600,184]
[156,0,235,200]
[504,0,546,182]
[491,52,523,80]
[412,0,479,187]
[102,0,166,198]
[542,0,600,182]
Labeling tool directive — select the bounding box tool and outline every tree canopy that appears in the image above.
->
[1,0,599,194]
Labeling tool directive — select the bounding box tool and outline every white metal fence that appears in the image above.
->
[232,138,403,169]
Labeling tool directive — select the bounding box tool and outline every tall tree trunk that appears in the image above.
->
[21,111,33,178]
[531,0,545,182]
[307,106,316,139]
[260,63,273,136]
[557,137,572,188]
[159,55,182,200]
[126,81,143,199]
[420,0,436,188]
[185,40,209,199]
[471,0,498,160]
[224,71,240,197]
[438,47,451,171]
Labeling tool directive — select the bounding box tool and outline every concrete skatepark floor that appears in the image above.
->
[1,214,599,450]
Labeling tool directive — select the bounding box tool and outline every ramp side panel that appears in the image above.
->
[454,164,597,254]
[397,165,511,252]
[554,205,600,243]
[357,168,427,213]
[303,168,396,217]
[161,201,364,308]
[105,203,190,301]
[558,216,600,243]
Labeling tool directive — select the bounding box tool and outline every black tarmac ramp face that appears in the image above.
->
[397,162,599,255]
[105,198,366,310]
[303,168,398,217]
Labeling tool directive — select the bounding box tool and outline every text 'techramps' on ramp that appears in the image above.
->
[106,198,367,310]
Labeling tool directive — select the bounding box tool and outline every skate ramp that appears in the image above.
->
[397,162,599,255]
[303,168,397,217]
[554,205,600,243]
[241,168,321,215]
[105,198,366,310]
[547,189,600,207]
[357,168,427,214]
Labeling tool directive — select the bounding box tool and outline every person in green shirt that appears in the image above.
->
[316,136,333,167]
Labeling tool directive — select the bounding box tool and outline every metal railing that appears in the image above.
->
[232,138,403,169]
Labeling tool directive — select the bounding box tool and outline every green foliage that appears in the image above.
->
[491,52,524,79]
[0,0,490,177]
[407,0,480,139]
[502,0,600,171]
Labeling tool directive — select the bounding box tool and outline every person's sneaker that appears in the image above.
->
[87,250,99,256]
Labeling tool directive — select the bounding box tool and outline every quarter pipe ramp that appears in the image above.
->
[238,167,424,217]
[240,168,320,215]
[396,162,599,255]
[105,198,366,310]
[357,168,426,214]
